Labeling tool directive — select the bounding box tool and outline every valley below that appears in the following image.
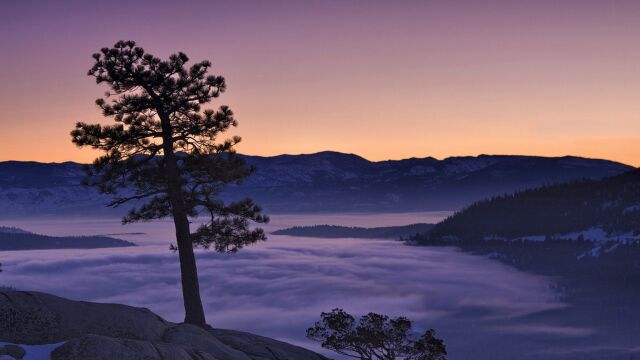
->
[1,212,638,359]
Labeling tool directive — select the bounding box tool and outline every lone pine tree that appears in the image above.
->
[71,40,269,327]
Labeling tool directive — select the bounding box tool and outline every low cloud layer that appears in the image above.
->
[0,214,616,359]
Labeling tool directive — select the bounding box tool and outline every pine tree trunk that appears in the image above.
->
[170,189,207,327]
[157,107,207,328]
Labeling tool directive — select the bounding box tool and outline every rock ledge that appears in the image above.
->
[0,291,328,360]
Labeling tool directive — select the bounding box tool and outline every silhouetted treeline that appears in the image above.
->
[0,226,30,234]
[0,232,135,250]
[273,223,434,239]
[418,169,640,242]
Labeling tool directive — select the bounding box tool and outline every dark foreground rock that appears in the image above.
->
[0,291,329,360]
[210,328,328,360]
[164,324,252,360]
[51,334,217,360]
[0,344,26,359]
[0,290,168,344]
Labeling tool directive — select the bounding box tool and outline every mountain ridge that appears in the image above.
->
[0,226,136,250]
[420,169,640,243]
[272,223,435,239]
[5,150,632,166]
[0,152,634,217]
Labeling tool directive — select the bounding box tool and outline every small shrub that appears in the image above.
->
[307,308,447,360]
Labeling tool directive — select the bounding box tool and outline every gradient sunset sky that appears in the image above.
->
[1,0,639,165]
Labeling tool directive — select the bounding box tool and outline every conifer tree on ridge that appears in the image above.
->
[71,40,268,327]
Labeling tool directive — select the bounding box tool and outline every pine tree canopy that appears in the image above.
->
[71,40,269,253]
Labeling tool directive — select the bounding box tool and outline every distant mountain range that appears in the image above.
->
[0,152,634,217]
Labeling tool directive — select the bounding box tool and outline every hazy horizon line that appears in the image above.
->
[1,150,636,167]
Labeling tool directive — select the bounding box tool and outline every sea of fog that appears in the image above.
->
[0,212,635,359]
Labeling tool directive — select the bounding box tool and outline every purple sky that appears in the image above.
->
[1,1,640,164]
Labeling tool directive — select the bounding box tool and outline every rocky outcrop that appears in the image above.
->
[0,291,329,360]
[51,334,218,360]
[164,324,251,360]
[210,329,328,360]
[0,291,168,344]
[0,344,26,359]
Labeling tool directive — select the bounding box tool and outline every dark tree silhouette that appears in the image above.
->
[307,308,447,360]
[71,40,268,327]
[419,169,640,243]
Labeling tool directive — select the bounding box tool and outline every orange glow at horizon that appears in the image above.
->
[1,1,639,166]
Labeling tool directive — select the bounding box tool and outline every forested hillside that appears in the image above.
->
[272,223,434,239]
[0,227,136,250]
[421,170,640,242]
